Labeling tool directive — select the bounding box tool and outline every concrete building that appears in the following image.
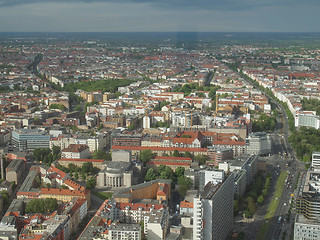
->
[11,129,50,151]
[87,135,107,152]
[0,129,11,146]
[0,180,13,195]
[294,214,320,240]
[228,154,258,186]
[112,150,132,162]
[233,169,247,196]
[246,132,271,156]
[6,159,25,185]
[197,169,225,192]
[97,161,133,188]
[312,152,320,169]
[61,144,90,159]
[108,224,141,240]
[295,111,320,129]
[207,146,233,166]
[296,170,320,221]
[143,116,151,129]
[193,173,234,240]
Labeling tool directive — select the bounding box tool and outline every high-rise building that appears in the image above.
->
[193,173,234,240]
[294,167,320,239]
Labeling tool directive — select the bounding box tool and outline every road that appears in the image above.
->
[240,71,306,240]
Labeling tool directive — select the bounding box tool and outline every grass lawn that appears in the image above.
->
[93,191,113,200]
[255,171,288,240]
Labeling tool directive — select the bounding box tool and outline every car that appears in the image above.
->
[284,203,287,206]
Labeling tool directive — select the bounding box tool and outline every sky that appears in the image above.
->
[0,0,319,32]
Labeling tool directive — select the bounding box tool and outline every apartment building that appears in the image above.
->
[312,152,320,168]
[295,111,320,129]
[6,159,25,185]
[193,173,234,240]
[61,144,90,159]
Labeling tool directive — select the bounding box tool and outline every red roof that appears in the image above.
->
[153,156,192,161]
[40,188,89,197]
[180,200,193,208]
[59,158,104,163]
[48,166,67,179]
[112,146,207,152]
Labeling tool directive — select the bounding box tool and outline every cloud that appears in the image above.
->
[0,0,318,11]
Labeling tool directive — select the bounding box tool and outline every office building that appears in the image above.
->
[12,129,50,151]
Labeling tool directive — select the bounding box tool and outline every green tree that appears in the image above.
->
[195,155,210,165]
[128,123,136,130]
[175,167,185,178]
[25,198,58,213]
[173,150,180,157]
[0,191,9,207]
[177,176,192,197]
[246,197,256,215]
[49,103,67,111]
[82,162,93,174]
[140,150,154,164]
[157,164,166,173]
[183,151,193,158]
[257,195,264,204]
[92,150,107,160]
[145,168,157,181]
[86,177,97,189]
[160,166,173,179]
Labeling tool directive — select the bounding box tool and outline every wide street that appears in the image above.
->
[233,86,305,240]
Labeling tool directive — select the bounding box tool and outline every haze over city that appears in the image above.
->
[0,0,319,32]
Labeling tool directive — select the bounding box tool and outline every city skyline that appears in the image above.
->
[0,0,319,32]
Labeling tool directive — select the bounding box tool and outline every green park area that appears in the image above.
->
[256,171,288,240]
[93,191,113,200]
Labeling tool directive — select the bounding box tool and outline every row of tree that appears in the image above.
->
[139,149,210,166]
[257,173,272,204]
[234,172,270,218]
[56,162,98,176]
